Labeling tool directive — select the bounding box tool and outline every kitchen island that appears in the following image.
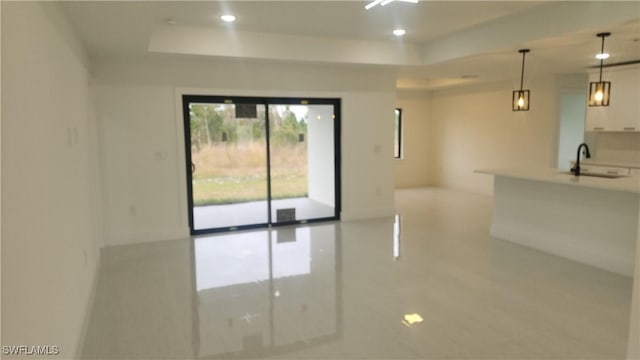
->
[478,168,639,276]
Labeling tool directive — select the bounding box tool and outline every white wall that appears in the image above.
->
[395,91,433,188]
[591,132,640,166]
[1,2,101,358]
[630,206,640,359]
[428,77,559,194]
[92,57,396,246]
[94,84,185,245]
[307,105,335,207]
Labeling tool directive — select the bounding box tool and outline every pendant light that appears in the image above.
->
[588,32,611,107]
[512,49,530,111]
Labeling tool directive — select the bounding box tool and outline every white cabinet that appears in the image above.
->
[585,66,640,132]
[585,107,609,131]
[610,67,640,131]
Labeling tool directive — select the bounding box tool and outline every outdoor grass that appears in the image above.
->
[191,142,308,205]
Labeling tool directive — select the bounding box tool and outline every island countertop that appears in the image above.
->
[580,160,640,169]
[478,167,639,276]
[476,167,640,194]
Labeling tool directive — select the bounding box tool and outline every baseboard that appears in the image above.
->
[341,206,396,221]
[107,227,189,247]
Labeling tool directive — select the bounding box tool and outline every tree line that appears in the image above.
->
[189,104,308,150]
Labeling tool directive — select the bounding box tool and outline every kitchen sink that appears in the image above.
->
[561,171,629,179]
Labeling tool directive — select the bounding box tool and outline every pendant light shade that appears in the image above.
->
[512,49,530,111]
[588,81,611,106]
[512,90,530,111]
[588,32,611,107]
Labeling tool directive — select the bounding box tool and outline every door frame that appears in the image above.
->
[182,95,341,235]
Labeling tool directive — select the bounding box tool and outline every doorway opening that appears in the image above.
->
[183,96,341,234]
[557,93,587,170]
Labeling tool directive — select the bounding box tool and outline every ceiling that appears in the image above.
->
[61,1,640,90]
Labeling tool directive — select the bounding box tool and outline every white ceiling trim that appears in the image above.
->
[148,25,423,66]
[422,1,640,66]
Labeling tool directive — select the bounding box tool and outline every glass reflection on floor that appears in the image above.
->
[193,224,341,358]
[393,214,402,261]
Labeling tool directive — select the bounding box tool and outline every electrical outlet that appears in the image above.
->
[129,205,136,216]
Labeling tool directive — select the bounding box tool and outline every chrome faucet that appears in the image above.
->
[571,143,591,176]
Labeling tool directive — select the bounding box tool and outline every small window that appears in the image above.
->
[394,108,402,159]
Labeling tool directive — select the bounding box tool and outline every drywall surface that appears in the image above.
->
[629,203,640,359]
[1,2,101,358]
[429,78,558,195]
[593,132,640,166]
[395,91,433,188]
[91,57,396,245]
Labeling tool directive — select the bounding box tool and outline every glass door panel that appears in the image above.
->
[268,104,336,224]
[187,101,268,231]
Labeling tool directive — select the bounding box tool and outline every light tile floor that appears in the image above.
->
[194,197,335,230]
[82,188,633,359]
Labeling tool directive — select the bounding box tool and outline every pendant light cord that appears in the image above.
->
[520,51,526,90]
[598,35,605,82]
[518,49,529,91]
[596,32,610,82]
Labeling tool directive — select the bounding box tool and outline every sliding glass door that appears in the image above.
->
[269,103,336,225]
[185,100,268,231]
[183,96,340,234]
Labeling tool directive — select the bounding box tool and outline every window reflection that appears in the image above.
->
[195,231,270,291]
[193,224,341,358]
[393,214,402,261]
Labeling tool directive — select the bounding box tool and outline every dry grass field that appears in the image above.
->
[191,141,308,205]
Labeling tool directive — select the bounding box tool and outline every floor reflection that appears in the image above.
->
[81,188,633,359]
[393,214,402,261]
[193,223,342,358]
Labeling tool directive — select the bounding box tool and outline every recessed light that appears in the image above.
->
[595,53,610,60]
[393,29,406,36]
[220,15,236,23]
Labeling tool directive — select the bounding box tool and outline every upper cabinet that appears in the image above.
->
[585,66,640,132]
